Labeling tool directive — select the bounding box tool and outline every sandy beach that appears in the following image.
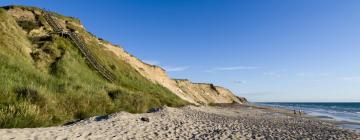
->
[0,104,359,140]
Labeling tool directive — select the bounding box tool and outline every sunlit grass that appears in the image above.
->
[0,7,187,128]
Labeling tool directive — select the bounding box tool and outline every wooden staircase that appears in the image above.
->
[43,11,116,82]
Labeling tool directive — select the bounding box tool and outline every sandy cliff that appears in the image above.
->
[99,42,247,105]
[5,6,246,105]
[174,79,246,105]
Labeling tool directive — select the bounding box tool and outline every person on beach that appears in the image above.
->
[298,110,302,117]
[293,110,297,116]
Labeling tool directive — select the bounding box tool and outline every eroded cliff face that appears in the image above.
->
[99,42,198,104]
[4,6,247,105]
[99,41,247,105]
[174,79,246,105]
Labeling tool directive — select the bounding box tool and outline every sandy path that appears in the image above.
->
[0,105,359,140]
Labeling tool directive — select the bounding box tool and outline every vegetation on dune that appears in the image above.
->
[0,7,187,128]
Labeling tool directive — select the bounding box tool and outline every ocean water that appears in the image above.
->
[258,102,360,131]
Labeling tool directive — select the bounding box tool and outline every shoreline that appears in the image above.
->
[0,104,359,139]
[251,103,360,132]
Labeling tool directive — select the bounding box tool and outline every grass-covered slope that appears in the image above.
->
[0,6,187,128]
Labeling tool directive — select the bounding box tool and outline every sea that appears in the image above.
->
[257,102,360,131]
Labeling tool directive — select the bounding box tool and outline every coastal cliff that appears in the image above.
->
[19,5,246,105]
[174,79,246,105]
[0,5,246,127]
[99,42,246,105]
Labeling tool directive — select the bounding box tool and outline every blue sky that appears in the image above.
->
[1,0,360,102]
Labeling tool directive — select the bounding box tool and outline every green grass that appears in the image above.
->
[0,7,188,128]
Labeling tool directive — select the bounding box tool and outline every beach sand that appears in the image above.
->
[0,104,359,140]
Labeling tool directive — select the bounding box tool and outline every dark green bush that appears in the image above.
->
[17,20,39,32]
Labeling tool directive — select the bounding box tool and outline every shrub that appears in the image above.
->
[14,87,39,102]
[17,20,39,32]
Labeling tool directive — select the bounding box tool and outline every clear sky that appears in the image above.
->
[1,0,360,102]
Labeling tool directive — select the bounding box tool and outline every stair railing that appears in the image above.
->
[42,11,116,82]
